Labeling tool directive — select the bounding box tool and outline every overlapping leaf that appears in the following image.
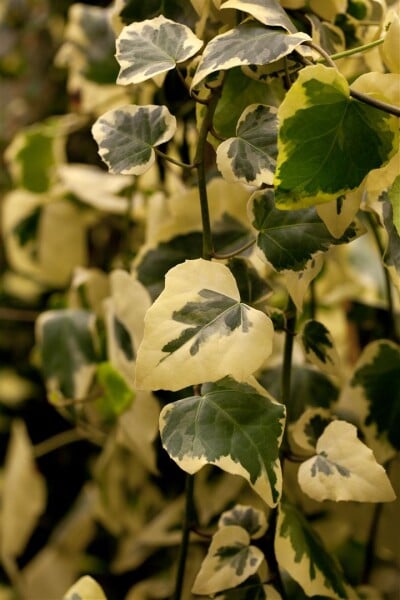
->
[300,320,340,376]
[191,22,309,89]
[220,0,296,32]
[192,525,264,595]
[135,259,274,391]
[216,104,278,186]
[159,377,285,506]
[250,189,359,271]
[289,407,333,454]
[218,505,267,539]
[274,65,399,208]
[298,420,396,502]
[116,16,203,85]
[275,502,356,599]
[92,105,176,175]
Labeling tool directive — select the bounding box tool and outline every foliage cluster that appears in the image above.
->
[0,0,400,599]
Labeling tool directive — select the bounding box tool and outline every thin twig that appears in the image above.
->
[33,428,85,458]
[155,148,198,170]
[173,474,195,600]
[213,238,256,260]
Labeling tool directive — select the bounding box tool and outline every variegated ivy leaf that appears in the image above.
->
[191,22,309,89]
[282,255,323,312]
[218,505,267,539]
[300,320,340,377]
[340,340,400,461]
[216,104,278,186]
[215,576,282,599]
[381,176,400,276]
[36,309,97,400]
[250,189,359,272]
[160,377,285,506]
[220,0,296,32]
[92,105,176,175]
[63,575,107,600]
[135,259,274,391]
[192,525,264,595]
[275,502,356,599]
[298,421,396,502]
[316,192,361,239]
[116,16,203,85]
[274,65,399,208]
[289,408,333,454]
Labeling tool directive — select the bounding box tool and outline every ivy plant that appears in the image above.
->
[2,0,400,598]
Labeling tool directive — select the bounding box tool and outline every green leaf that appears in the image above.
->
[275,502,356,599]
[289,408,333,453]
[36,309,97,399]
[218,505,267,539]
[216,104,278,186]
[116,16,203,85]
[274,65,399,208]
[63,576,107,600]
[215,576,282,599]
[250,189,359,271]
[298,420,396,502]
[118,0,198,26]
[95,362,134,423]
[300,320,340,376]
[192,525,265,595]
[228,258,272,306]
[191,22,309,89]
[135,259,274,391]
[221,0,296,32]
[92,105,176,175]
[159,377,285,506]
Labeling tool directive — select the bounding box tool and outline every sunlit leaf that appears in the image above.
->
[191,22,309,89]
[160,377,285,506]
[274,65,399,208]
[275,502,356,599]
[218,505,267,539]
[300,320,340,376]
[116,16,203,85]
[192,525,264,594]
[250,189,360,271]
[1,421,47,560]
[135,259,274,391]
[63,575,107,600]
[298,420,396,502]
[220,0,296,31]
[92,105,176,175]
[216,104,278,186]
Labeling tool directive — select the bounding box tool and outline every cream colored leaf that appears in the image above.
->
[63,575,107,600]
[1,421,46,559]
[382,13,400,73]
[282,255,323,312]
[298,421,396,502]
[317,193,361,239]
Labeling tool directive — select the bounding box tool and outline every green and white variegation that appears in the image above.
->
[220,0,296,32]
[92,105,176,175]
[135,259,274,390]
[116,16,203,86]
[218,504,268,539]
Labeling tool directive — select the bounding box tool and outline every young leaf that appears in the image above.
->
[116,16,203,85]
[300,319,340,376]
[218,504,268,539]
[95,362,134,423]
[192,525,264,595]
[298,420,396,502]
[159,377,285,506]
[216,104,278,186]
[63,575,107,600]
[191,22,309,89]
[135,259,274,391]
[221,0,296,32]
[275,502,356,599]
[36,309,97,399]
[1,421,47,560]
[274,65,399,208]
[250,189,359,271]
[92,105,176,175]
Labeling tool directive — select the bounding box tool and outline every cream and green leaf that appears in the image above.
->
[192,525,264,595]
[300,320,340,376]
[216,104,278,186]
[159,377,285,506]
[63,576,107,600]
[298,420,396,502]
[92,105,176,175]
[274,65,399,208]
[218,504,268,539]
[275,502,357,599]
[250,189,359,271]
[135,259,274,391]
[116,15,203,85]
[220,0,296,32]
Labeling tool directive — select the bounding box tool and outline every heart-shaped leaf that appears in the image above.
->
[135,259,274,391]
[298,420,396,502]
[92,105,176,175]
[160,377,285,506]
[216,104,278,186]
[116,16,203,85]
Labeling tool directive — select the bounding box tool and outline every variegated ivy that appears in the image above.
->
[17,1,400,598]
